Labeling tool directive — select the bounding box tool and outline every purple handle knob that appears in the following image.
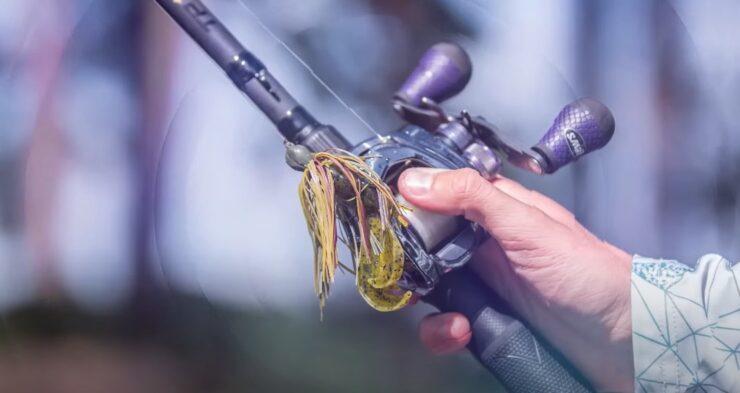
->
[395,42,472,106]
[532,98,615,174]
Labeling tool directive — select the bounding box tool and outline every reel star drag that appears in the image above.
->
[156,1,613,391]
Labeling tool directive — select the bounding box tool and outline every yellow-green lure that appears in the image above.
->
[298,151,413,316]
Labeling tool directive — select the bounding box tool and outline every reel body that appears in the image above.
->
[345,41,615,300]
[351,93,615,296]
[353,124,483,295]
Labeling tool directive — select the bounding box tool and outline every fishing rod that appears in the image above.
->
[154,1,614,391]
[153,0,349,153]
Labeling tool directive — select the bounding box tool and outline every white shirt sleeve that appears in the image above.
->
[632,254,740,393]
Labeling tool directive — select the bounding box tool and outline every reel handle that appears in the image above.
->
[423,267,594,392]
[532,98,615,174]
[395,42,472,106]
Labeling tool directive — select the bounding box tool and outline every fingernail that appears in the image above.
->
[432,318,468,354]
[449,318,467,338]
[437,319,454,338]
[437,317,465,339]
[402,168,437,196]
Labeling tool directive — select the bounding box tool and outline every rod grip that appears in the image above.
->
[423,267,594,392]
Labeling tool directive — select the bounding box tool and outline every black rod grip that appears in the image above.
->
[423,267,594,392]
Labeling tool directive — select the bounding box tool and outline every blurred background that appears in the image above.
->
[0,0,739,392]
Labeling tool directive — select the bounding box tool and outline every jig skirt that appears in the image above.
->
[298,151,413,316]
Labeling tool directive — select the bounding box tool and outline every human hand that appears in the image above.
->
[398,168,634,392]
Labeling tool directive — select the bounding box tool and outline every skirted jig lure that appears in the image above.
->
[298,151,413,315]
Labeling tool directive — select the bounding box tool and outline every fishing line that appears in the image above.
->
[235,0,383,139]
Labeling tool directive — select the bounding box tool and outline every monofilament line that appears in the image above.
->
[236,0,383,138]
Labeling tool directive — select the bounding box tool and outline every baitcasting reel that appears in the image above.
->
[156,1,613,391]
[351,42,614,297]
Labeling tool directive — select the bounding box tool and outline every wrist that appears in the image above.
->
[607,249,633,343]
[593,246,635,391]
[554,241,635,391]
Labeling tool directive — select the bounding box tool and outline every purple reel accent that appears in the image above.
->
[533,98,615,174]
[395,42,472,106]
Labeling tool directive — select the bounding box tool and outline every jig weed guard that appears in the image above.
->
[156,1,614,391]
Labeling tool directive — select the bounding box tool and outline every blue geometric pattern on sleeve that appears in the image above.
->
[632,254,740,393]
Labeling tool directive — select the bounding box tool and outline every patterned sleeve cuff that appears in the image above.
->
[631,254,740,392]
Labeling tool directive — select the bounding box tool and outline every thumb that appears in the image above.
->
[398,168,559,238]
